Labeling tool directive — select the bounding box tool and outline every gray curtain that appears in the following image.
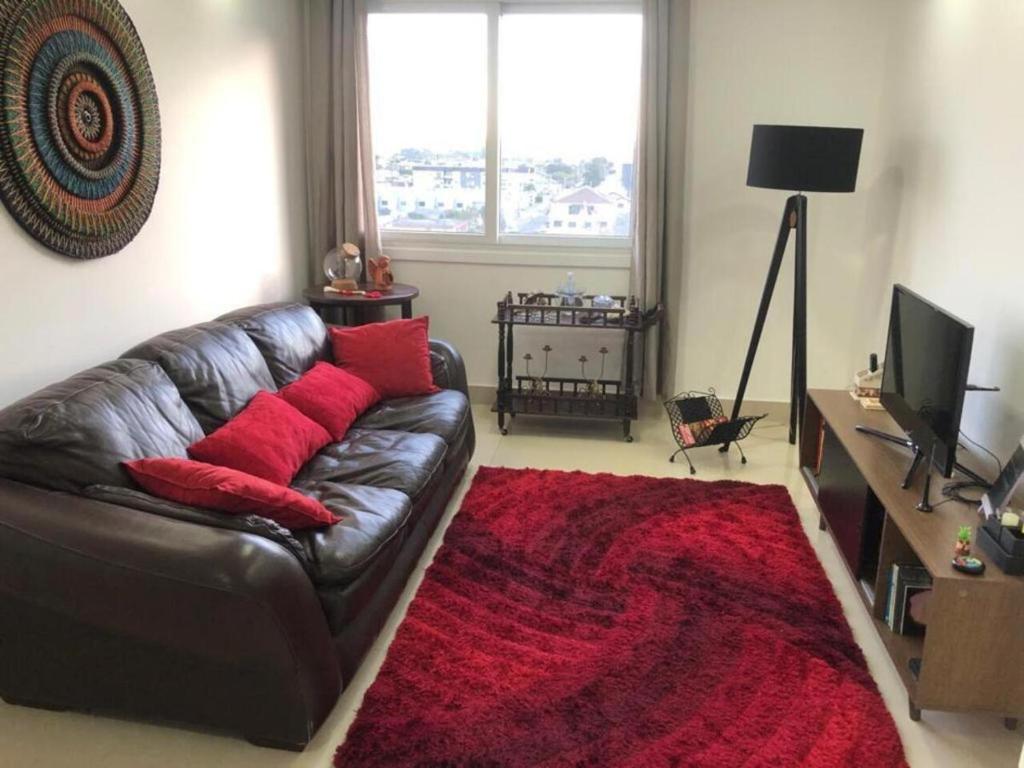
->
[630,0,688,398]
[304,0,381,284]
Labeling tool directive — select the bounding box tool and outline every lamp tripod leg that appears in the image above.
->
[792,194,808,446]
[722,195,796,453]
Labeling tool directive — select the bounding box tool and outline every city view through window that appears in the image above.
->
[368,12,643,240]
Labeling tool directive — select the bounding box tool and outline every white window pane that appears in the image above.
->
[368,14,487,234]
[499,14,642,239]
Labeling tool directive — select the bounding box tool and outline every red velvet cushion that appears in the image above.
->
[124,458,339,530]
[279,361,381,440]
[188,390,331,486]
[329,316,440,399]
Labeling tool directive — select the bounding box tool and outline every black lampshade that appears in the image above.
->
[747,125,864,193]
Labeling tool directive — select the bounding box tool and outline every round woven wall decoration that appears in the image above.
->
[0,0,160,259]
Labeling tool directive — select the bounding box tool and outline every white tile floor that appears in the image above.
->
[1,403,1021,768]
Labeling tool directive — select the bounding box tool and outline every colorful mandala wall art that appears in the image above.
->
[0,0,160,259]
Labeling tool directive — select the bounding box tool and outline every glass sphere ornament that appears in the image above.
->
[323,248,345,281]
[323,243,363,283]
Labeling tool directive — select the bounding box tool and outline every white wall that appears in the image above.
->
[675,0,898,402]
[872,1,1024,459]
[675,0,1024,461]
[0,0,308,406]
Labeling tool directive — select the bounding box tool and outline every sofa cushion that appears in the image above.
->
[279,362,380,441]
[125,458,341,530]
[188,391,331,486]
[329,317,439,399]
[121,321,276,434]
[0,360,204,492]
[291,481,412,586]
[292,429,445,500]
[217,302,330,387]
[353,389,470,447]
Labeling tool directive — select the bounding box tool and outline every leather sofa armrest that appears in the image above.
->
[0,478,340,748]
[84,483,315,578]
[429,338,469,398]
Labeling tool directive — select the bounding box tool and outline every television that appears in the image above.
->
[880,285,974,478]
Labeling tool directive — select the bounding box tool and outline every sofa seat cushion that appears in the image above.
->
[353,389,470,448]
[217,303,330,387]
[290,481,412,586]
[121,321,277,434]
[0,360,204,492]
[292,429,445,500]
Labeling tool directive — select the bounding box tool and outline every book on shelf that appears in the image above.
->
[883,563,932,635]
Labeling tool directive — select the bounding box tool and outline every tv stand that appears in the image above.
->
[802,390,1024,726]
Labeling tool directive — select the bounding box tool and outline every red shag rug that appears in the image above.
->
[334,467,906,768]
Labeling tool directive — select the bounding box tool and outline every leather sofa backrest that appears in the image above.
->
[217,302,330,387]
[0,360,204,493]
[121,321,276,434]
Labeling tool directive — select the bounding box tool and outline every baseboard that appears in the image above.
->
[718,398,790,424]
[468,385,497,405]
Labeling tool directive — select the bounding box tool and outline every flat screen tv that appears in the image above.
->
[880,285,974,478]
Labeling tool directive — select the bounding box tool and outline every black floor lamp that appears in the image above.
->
[725,125,864,448]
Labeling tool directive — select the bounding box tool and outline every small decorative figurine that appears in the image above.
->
[955,526,972,558]
[580,353,602,397]
[523,347,551,395]
[523,353,544,395]
[368,254,394,292]
[555,272,585,306]
[952,526,986,575]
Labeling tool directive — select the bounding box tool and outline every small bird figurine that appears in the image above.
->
[368,254,395,292]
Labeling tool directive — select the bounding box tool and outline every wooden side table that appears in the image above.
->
[303,283,419,326]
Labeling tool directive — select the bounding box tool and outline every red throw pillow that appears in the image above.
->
[329,316,439,399]
[124,458,340,530]
[188,390,331,486]
[279,361,381,440]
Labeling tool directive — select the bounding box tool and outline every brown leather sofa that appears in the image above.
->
[0,302,474,750]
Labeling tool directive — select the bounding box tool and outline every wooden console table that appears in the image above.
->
[801,390,1024,726]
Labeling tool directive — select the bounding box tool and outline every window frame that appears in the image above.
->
[367,0,641,258]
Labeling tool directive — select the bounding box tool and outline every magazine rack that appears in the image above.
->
[664,389,765,474]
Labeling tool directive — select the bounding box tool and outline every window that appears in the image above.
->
[367,5,642,247]
[499,13,641,240]
[368,13,488,234]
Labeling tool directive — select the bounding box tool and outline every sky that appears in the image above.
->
[367,12,643,165]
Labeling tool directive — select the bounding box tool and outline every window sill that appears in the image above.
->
[383,240,631,269]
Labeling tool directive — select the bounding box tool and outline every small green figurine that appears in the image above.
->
[952,525,985,575]
[955,526,972,558]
